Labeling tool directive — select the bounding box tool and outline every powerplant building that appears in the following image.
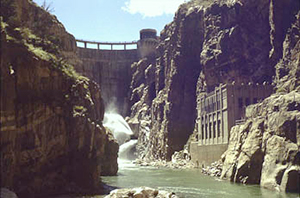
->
[190,83,273,166]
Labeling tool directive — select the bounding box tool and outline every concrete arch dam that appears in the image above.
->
[76,29,158,116]
[76,40,139,116]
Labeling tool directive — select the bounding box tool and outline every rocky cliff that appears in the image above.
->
[128,0,299,192]
[221,5,300,192]
[128,2,205,160]
[1,0,118,197]
[221,91,300,192]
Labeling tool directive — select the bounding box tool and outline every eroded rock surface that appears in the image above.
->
[128,2,205,161]
[221,92,300,192]
[129,0,298,159]
[127,0,300,193]
[221,6,300,192]
[134,150,195,169]
[1,0,118,197]
[104,187,178,198]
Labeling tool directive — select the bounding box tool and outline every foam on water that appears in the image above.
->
[103,112,137,163]
[103,113,133,145]
[119,140,138,160]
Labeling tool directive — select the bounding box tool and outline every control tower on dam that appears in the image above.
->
[76,29,159,116]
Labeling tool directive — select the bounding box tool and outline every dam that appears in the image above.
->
[75,29,158,116]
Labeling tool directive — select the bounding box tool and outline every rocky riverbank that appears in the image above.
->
[221,91,300,192]
[134,150,195,169]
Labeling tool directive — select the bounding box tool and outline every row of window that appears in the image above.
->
[200,96,262,113]
[199,98,227,113]
[200,120,222,140]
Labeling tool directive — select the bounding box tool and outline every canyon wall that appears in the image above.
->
[128,0,281,160]
[221,3,300,192]
[1,0,118,197]
[128,0,300,192]
[128,4,204,160]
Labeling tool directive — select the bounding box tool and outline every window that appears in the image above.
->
[209,123,212,139]
[245,98,250,106]
[205,124,208,139]
[222,90,227,99]
[238,98,243,108]
[201,124,204,140]
[253,98,258,104]
[213,121,216,138]
[217,120,221,137]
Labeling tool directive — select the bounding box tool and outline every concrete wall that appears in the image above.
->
[76,47,138,116]
[190,142,228,167]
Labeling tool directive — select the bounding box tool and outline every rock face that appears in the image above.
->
[128,3,204,160]
[221,7,300,192]
[129,0,299,159]
[128,0,299,192]
[221,91,300,192]
[1,0,118,197]
[104,187,178,198]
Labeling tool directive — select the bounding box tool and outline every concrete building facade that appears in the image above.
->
[137,29,159,58]
[190,83,273,166]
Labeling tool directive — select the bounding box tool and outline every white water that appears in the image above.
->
[103,113,137,161]
[103,113,133,145]
[119,140,138,160]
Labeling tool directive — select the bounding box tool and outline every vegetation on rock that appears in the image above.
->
[0,0,118,197]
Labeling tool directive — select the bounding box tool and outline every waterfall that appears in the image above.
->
[119,140,138,160]
[103,112,137,161]
[103,113,133,145]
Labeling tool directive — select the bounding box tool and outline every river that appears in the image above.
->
[101,113,299,198]
[100,160,299,198]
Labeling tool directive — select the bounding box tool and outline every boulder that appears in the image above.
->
[104,187,178,198]
[0,189,18,198]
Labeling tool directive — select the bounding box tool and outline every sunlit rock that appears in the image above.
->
[104,187,178,198]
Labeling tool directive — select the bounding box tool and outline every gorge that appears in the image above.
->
[1,0,300,197]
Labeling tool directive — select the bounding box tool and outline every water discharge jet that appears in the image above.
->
[119,140,138,160]
[103,113,133,145]
[103,112,137,162]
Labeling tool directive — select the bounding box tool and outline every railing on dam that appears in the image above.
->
[76,39,138,50]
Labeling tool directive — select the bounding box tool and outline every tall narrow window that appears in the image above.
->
[201,124,204,140]
[245,98,250,106]
[218,120,221,137]
[253,98,258,104]
[213,121,216,138]
[205,124,208,139]
[209,123,212,139]
[238,98,243,108]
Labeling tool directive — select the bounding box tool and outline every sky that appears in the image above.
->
[32,0,186,42]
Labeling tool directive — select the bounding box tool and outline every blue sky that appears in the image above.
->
[32,0,185,42]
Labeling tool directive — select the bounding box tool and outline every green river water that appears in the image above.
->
[100,160,299,198]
